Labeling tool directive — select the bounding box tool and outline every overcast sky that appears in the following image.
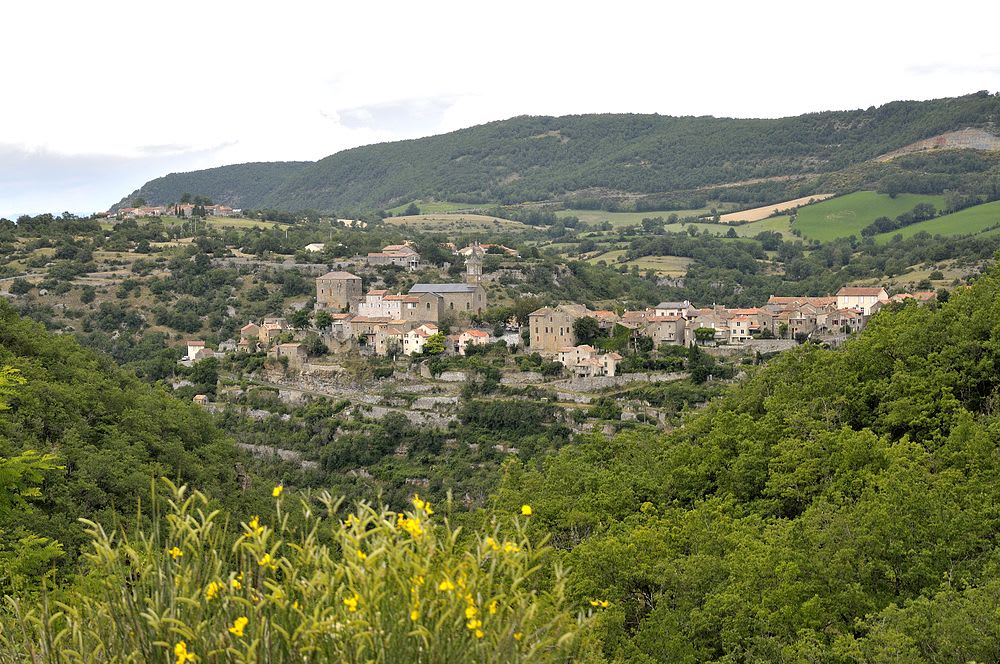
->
[3,0,1000,218]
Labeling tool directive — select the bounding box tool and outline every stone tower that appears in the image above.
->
[465,242,484,284]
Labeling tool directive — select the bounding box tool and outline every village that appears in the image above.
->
[182,238,938,381]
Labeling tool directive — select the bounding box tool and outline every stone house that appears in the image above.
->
[835,287,888,316]
[556,345,622,377]
[528,304,589,354]
[403,323,440,356]
[271,342,307,369]
[367,244,420,270]
[642,317,686,346]
[316,271,363,311]
[259,317,289,346]
[408,283,487,317]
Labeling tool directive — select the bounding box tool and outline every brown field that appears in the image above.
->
[719,194,834,223]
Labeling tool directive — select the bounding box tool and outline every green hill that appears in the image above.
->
[875,198,1000,241]
[793,191,949,241]
[114,92,1000,213]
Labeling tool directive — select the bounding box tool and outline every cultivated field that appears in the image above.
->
[875,200,1000,241]
[680,215,795,238]
[719,194,834,222]
[793,192,948,242]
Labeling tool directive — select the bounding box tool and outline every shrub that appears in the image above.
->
[0,481,596,663]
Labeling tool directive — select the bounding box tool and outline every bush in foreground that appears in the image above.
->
[1,481,597,663]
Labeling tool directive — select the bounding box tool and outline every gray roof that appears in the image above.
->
[409,283,478,294]
[655,301,691,309]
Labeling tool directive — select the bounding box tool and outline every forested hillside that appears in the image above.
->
[0,300,242,591]
[114,92,1000,213]
[494,261,1000,662]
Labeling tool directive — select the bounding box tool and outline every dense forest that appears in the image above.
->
[114,93,1000,213]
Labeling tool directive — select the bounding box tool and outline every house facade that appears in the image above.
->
[316,271,363,311]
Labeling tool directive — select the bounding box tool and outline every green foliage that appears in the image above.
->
[0,301,238,571]
[0,482,598,663]
[116,94,1000,212]
[495,259,1000,661]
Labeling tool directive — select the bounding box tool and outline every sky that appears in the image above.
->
[3,0,1000,218]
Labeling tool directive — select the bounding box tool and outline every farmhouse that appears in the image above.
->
[556,345,622,377]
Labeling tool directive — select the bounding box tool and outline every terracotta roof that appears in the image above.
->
[186,340,206,346]
[464,329,490,337]
[837,287,886,296]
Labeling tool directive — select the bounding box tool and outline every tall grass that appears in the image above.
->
[0,480,597,663]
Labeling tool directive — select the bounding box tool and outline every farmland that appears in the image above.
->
[874,199,1000,241]
[719,194,833,222]
[792,192,948,241]
[555,204,735,229]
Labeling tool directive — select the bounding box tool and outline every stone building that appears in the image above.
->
[528,304,589,354]
[316,271,362,311]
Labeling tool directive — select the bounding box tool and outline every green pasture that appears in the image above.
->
[793,191,947,242]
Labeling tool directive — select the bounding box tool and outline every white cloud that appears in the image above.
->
[1,0,999,216]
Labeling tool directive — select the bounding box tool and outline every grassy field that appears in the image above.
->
[586,248,627,264]
[624,255,693,276]
[793,192,948,242]
[386,214,530,231]
[680,215,794,238]
[556,204,735,229]
[875,200,1000,241]
[386,200,482,215]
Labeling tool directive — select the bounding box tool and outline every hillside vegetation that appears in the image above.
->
[114,93,1000,213]
[495,261,1000,662]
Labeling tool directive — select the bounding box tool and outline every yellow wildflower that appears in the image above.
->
[173,641,196,664]
[489,599,498,615]
[343,592,360,612]
[410,608,420,622]
[485,537,500,552]
[356,549,367,561]
[521,504,532,516]
[465,605,478,620]
[204,581,222,601]
[292,600,300,610]
[227,616,248,637]
[397,515,423,538]
[412,493,425,510]
[258,553,276,569]
[589,599,610,608]
[248,516,264,535]
[475,628,485,639]
[231,578,241,590]
[169,546,183,560]
[502,542,520,554]
[272,485,283,497]
[514,632,523,641]
[413,575,425,587]
[467,618,482,630]
[343,514,357,527]
[438,579,455,592]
